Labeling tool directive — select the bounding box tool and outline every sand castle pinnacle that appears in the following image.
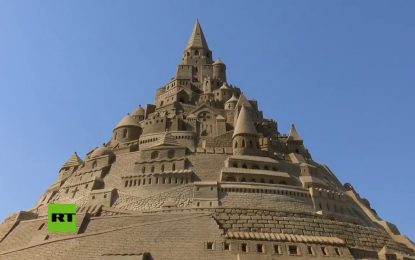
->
[288,123,302,141]
[185,19,209,50]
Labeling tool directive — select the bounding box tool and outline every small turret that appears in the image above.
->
[287,124,303,144]
[213,82,233,103]
[287,123,306,155]
[131,105,145,121]
[57,152,83,182]
[113,114,142,143]
[213,59,226,81]
[225,94,238,110]
[232,105,260,156]
[234,93,253,126]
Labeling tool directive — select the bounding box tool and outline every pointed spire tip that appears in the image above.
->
[185,19,209,50]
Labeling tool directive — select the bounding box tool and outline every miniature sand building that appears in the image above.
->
[0,21,414,260]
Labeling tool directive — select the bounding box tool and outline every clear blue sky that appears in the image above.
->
[0,1,414,240]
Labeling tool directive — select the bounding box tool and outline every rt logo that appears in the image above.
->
[48,204,77,232]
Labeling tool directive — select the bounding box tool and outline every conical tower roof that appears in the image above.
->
[185,20,209,50]
[62,153,82,168]
[233,105,258,138]
[236,93,252,108]
[226,94,238,104]
[288,123,302,141]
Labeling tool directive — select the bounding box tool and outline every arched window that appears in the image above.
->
[151,151,159,159]
[123,129,128,138]
[195,50,199,55]
[142,166,146,173]
[151,166,155,173]
[241,177,246,182]
[161,164,165,172]
[264,166,269,170]
[249,140,253,148]
[172,163,176,171]
[242,139,246,148]
[92,161,97,169]
[242,164,247,169]
[234,141,238,148]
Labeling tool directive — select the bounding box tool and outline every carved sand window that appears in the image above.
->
[241,243,248,252]
[257,244,264,253]
[307,246,314,255]
[151,151,159,159]
[288,245,298,255]
[274,245,281,254]
[224,242,230,251]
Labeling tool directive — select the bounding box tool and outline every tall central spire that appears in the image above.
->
[185,19,209,50]
[180,19,213,71]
